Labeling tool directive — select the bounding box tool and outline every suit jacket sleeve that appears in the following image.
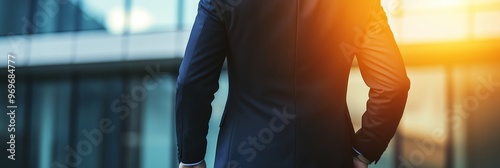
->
[353,3,411,163]
[175,0,228,164]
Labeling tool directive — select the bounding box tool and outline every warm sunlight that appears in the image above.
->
[381,0,500,65]
[385,0,500,43]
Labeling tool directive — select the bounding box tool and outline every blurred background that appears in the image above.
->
[0,0,499,167]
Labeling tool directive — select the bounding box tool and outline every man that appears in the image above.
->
[176,0,410,167]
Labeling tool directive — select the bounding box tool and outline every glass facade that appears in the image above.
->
[0,0,200,36]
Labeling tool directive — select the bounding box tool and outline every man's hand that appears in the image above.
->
[353,157,368,168]
[179,160,206,168]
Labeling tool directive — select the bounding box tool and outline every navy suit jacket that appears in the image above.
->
[176,0,410,167]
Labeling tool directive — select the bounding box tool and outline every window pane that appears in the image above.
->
[128,0,178,34]
[80,0,124,33]
[399,67,447,168]
[402,0,467,11]
[400,12,469,43]
[473,11,500,39]
[0,0,33,36]
[140,75,177,168]
[183,0,199,30]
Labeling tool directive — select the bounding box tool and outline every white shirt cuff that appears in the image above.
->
[180,159,204,166]
[352,147,363,156]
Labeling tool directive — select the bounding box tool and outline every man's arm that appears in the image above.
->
[354,3,410,163]
[176,0,228,166]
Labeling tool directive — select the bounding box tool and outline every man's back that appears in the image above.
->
[176,0,410,167]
